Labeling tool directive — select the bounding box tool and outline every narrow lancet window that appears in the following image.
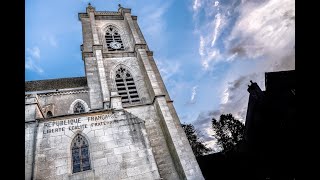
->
[72,134,91,173]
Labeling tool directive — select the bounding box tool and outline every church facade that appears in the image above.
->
[25,4,204,180]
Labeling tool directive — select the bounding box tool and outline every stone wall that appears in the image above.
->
[84,56,104,110]
[25,122,36,180]
[95,20,134,53]
[125,105,180,179]
[105,57,152,105]
[37,91,90,117]
[33,110,160,180]
[81,18,93,52]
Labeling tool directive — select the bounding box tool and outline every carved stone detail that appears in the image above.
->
[38,90,89,97]
[94,11,121,16]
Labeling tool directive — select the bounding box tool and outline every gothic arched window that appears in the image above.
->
[115,67,140,104]
[46,111,53,118]
[72,134,91,173]
[105,26,124,51]
[73,102,85,114]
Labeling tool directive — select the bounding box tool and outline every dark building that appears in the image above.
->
[196,70,296,180]
[244,70,296,179]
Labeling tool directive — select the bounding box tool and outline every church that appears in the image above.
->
[25,4,204,180]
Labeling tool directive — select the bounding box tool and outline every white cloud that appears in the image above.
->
[221,88,229,104]
[194,0,294,70]
[211,13,222,47]
[219,74,266,123]
[25,57,44,74]
[26,46,40,59]
[193,0,202,11]
[226,0,295,61]
[138,1,172,52]
[49,36,57,47]
[201,49,220,70]
[193,110,222,152]
[226,53,238,62]
[193,0,227,70]
[205,139,222,152]
[156,59,180,82]
[26,46,44,74]
[190,86,198,103]
[141,2,170,38]
[42,34,58,47]
[214,1,219,7]
[199,36,205,56]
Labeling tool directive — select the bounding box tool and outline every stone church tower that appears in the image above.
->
[25,4,204,180]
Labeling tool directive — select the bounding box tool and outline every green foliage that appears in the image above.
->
[181,123,211,156]
[212,113,245,152]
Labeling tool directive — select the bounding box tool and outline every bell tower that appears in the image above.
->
[78,3,205,180]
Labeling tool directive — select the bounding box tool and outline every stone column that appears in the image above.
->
[110,91,123,110]
[25,94,44,121]
[87,4,110,109]
[25,94,43,180]
[122,8,204,179]
[120,7,142,45]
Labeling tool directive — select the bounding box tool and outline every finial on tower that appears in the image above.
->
[87,2,93,8]
[86,2,95,12]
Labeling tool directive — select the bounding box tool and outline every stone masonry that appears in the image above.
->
[25,4,204,180]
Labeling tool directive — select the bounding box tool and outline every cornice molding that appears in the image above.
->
[82,52,94,60]
[103,52,136,58]
[95,15,124,20]
[134,44,148,51]
[132,16,137,20]
[95,11,120,16]
[37,89,89,97]
[146,51,153,56]
[78,13,89,20]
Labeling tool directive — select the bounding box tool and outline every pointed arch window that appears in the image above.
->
[46,111,53,118]
[105,26,124,51]
[72,134,91,173]
[73,102,85,114]
[115,67,140,104]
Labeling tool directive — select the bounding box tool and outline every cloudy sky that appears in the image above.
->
[26,0,295,151]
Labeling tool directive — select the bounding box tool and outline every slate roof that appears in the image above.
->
[25,77,87,92]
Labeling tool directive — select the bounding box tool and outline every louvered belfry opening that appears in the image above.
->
[115,67,140,105]
[105,26,124,51]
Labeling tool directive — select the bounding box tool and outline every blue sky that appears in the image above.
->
[26,0,295,151]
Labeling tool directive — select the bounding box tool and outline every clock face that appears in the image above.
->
[109,41,122,49]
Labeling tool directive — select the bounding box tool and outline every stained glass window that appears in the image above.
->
[73,102,85,114]
[72,134,91,173]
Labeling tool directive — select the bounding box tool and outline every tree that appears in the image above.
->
[212,113,245,152]
[181,123,211,156]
